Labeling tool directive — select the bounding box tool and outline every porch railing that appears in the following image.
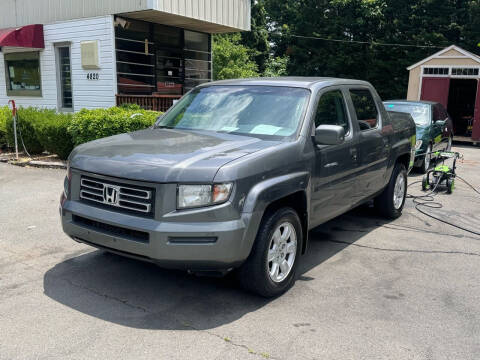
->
[116,94,182,112]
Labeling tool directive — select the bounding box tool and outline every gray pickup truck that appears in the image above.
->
[60,78,416,297]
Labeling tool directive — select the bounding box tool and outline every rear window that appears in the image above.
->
[384,103,431,126]
[350,89,379,131]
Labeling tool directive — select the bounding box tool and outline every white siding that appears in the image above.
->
[154,0,251,31]
[0,15,116,111]
[0,0,250,32]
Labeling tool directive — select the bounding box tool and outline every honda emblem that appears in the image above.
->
[103,185,119,205]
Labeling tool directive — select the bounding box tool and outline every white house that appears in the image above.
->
[0,0,251,112]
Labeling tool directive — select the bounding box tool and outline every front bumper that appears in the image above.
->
[60,196,261,271]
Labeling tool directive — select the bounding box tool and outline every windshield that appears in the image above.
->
[384,103,431,126]
[155,86,310,138]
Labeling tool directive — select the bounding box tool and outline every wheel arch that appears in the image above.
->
[242,172,310,255]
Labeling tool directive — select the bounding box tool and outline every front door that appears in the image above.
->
[55,45,73,111]
[311,88,358,226]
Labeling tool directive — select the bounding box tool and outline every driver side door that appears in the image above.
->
[311,88,359,227]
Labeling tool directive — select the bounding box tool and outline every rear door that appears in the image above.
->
[347,87,389,201]
[311,87,358,226]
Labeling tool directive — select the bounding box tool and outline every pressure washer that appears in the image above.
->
[421,151,462,194]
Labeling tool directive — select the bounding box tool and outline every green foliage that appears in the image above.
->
[212,34,259,80]
[5,108,46,154]
[263,0,480,99]
[263,56,289,77]
[0,106,11,148]
[2,106,160,159]
[241,0,271,74]
[118,103,142,111]
[67,107,160,146]
[34,112,74,159]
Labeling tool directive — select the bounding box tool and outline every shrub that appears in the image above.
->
[5,107,47,155]
[34,112,74,160]
[68,107,161,146]
[0,106,10,148]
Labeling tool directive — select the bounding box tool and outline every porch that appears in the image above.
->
[116,94,181,112]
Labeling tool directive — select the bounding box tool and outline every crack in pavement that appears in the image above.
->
[59,276,279,360]
[327,239,480,257]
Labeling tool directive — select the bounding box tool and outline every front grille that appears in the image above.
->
[80,176,154,216]
[73,215,149,243]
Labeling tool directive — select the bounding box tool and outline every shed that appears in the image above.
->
[406,45,480,143]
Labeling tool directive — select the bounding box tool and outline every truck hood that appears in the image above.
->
[70,128,280,183]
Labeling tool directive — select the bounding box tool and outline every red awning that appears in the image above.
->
[0,24,44,49]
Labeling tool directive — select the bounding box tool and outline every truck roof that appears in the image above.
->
[384,100,437,106]
[200,77,372,89]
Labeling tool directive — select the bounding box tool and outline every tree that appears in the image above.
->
[212,34,259,80]
[240,0,271,74]
[264,0,480,99]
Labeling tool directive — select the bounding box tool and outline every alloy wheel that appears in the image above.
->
[393,173,406,210]
[267,222,297,283]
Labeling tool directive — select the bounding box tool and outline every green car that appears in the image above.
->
[383,101,454,173]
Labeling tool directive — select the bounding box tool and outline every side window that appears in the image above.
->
[314,90,350,134]
[349,89,379,131]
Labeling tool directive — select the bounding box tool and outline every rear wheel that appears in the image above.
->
[374,163,407,219]
[237,207,302,298]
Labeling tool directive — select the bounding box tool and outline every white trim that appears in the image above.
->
[420,65,480,79]
[407,45,480,70]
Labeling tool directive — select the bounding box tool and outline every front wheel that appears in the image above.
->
[419,144,432,174]
[374,163,407,219]
[237,207,302,298]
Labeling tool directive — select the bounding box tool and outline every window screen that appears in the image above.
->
[314,90,349,133]
[350,89,379,130]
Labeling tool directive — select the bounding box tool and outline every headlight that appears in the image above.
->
[63,161,71,197]
[415,140,423,150]
[177,183,233,209]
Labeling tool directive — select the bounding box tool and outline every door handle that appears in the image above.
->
[350,148,358,161]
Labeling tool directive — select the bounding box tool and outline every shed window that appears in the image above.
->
[423,68,449,75]
[451,68,479,76]
[4,52,41,96]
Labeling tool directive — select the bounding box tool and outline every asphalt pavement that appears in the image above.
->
[1,144,479,360]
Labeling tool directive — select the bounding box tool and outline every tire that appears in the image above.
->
[419,144,432,174]
[422,175,429,191]
[374,163,407,219]
[236,207,302,298]
[446,178,454,194]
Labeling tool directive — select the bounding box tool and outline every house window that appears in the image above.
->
[451,68,479,76]
[423,67,449,75]
[56,46,73,110]
[184,30,211,93]
[114,16,212,96]
[4,52,41,96]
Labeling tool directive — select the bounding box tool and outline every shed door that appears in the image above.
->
[472,80,480,141]
[421,77,450,108]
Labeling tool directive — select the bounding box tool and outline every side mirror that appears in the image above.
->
[314,125,345,145]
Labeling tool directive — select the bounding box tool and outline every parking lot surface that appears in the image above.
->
[1,145,480,360]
